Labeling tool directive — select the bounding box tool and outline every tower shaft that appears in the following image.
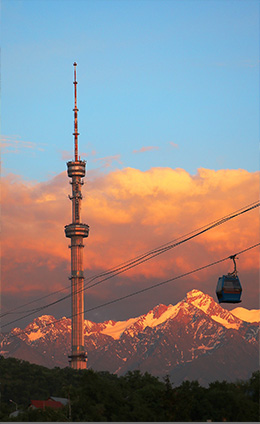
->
[65,63,89,370]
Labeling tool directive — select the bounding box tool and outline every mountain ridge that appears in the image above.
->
[1,290,259,386]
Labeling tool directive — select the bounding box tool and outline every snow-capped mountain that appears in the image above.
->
[230,307,260,323]
[0,290,259,386]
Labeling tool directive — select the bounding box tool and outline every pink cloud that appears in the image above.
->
[60,150,95,161]
[169,142,179,148]
[93,154,122,168]
[132,146,159,154]
[1,167,259,326]
[60,150,73,161]
[0,135,45,153]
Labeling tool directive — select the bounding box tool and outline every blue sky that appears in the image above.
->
[1,0,259,182]
[1,1,260,330]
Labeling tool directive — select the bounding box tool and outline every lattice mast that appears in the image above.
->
[64,62,89,369]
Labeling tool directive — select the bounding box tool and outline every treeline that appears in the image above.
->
[0,356,259,422]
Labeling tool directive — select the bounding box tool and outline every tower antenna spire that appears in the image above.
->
[73,61,79,161]
[65,62,89,370]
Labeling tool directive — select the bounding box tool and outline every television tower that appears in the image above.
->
[65,62,89,369]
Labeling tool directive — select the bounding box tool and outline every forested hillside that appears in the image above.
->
[0,356,259,422]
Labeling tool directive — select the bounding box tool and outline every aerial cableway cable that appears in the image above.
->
[83,200,260,288]
[0,287,72,318]
[3,242,260,339]
[1,200,259,320]
[1,200,258,320]
[1,201,259,327]
[76,243,260,317]
[1,201,259,324]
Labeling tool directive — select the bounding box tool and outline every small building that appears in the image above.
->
[30,399,64,410]
[48,396,69,406]
[10,397,69,418]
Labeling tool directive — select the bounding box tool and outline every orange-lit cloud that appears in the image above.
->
[133,146,159,154]
[1,167,259,324]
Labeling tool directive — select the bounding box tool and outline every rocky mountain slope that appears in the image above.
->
[0,290,259,386]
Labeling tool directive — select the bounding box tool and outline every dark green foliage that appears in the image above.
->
[5,407,70,422]
[0,356,259,422]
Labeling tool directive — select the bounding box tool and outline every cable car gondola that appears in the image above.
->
[216,255,242,303]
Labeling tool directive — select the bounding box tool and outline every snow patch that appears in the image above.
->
[27,329,44,341]
[37,315,54,322]
[187,290,213,313]
[186,290,244,329]
[92,303,182,340]
[210,315,240,330]
[100,318,138,339]
[231,307,260,323]
[141,303,181,329]
[197,344,214,351]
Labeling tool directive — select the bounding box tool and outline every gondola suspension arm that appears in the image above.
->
[228,254,238,277]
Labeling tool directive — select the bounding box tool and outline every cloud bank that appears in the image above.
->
[1,167,259,325]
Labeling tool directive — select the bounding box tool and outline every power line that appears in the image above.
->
[81,243,260,316]
[83,200,260,290]
[3,242,259,339]
[1,200,259,327]
[1,200,259,325]
[0,286,71,317]
[2,200,258,321]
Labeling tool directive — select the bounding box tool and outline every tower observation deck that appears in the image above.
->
[65,62,89,369]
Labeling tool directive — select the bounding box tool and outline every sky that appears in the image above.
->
[1,0,259,332]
